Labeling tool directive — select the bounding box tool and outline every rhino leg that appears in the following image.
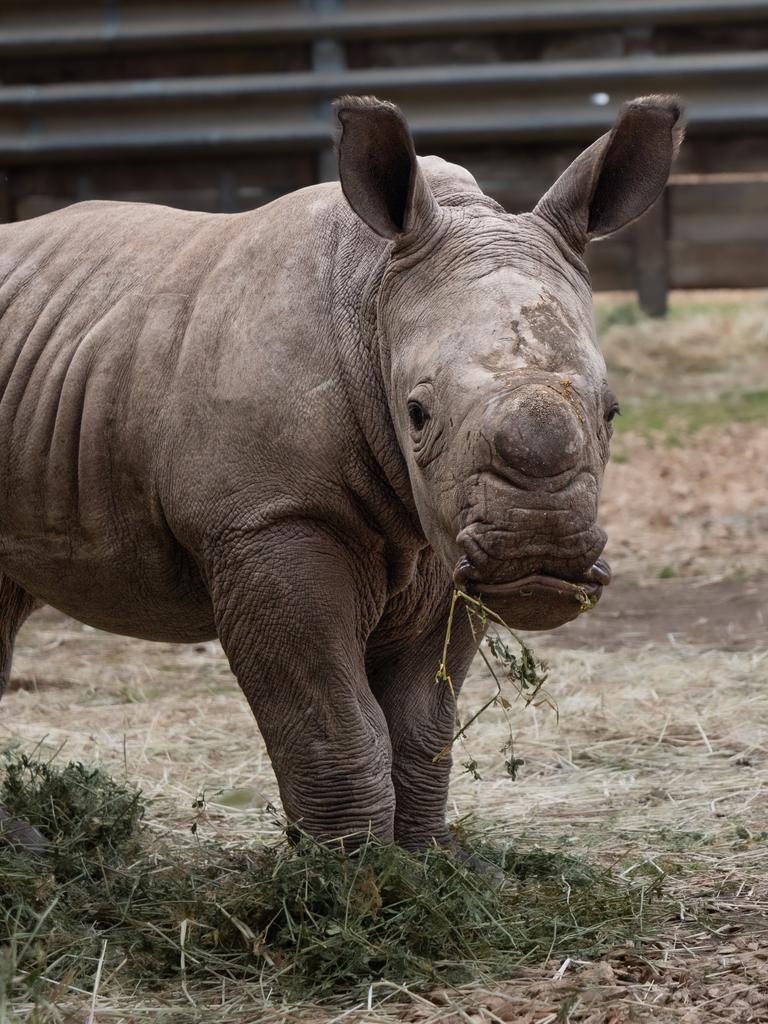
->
[0,575,50,856]
[369,601,478,851]
[0,574,42,701]
[208,526,396,845]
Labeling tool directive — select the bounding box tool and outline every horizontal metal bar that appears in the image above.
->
[2,98,768,165]
[670,170,768,183]
[2,0,768,54]
[0,123,329,161]
[2,51,767,109]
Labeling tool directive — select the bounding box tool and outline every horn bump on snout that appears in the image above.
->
[492,385,584,480]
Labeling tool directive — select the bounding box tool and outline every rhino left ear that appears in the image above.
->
[334,95,440,240]
[534,95,685,251]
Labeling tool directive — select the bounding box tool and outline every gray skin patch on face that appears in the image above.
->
[524,295,580,347]
[498,292,590,375]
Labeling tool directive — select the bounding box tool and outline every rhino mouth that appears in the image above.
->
[475,557,610,596]
[452,557,611,630]
[454,556,611,593]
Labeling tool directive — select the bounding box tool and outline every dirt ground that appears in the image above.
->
[2,291,767,1022]
[601,424,768,583]
[547,575,767,652]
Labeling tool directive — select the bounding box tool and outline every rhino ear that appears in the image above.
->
[334,95,440,240]
[534,95,685,251]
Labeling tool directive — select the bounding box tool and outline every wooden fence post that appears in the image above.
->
[634,188,669,318]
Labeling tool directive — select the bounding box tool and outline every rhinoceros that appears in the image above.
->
[0,94,682,850]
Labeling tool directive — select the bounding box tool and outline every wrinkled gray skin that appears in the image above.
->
[0,95,682,850]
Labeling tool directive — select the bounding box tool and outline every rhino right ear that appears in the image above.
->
[334,95,440,240]
[534,94,684,252]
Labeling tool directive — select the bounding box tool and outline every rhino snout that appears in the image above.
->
[455,520,607,586]
[492,384,584,481]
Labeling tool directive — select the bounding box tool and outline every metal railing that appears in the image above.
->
[2,0,767,53]
[2,51,768,162]
[2,0,768,311]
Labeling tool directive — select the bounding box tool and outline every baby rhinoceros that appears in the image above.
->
[0,95,683,851]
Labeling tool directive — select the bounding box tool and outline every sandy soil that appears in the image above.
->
[602,424,768,581]
[546,575,767,651]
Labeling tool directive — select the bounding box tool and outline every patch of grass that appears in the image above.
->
[0,754,669,1009]
[615,389,768,441]
[595,292,766,334]
[666,298,758,322]
[652,828,714,852]
[1,754,143,856]
[597,291,768,403]
[595,301,647,333]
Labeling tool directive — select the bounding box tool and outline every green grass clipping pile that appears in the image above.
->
[1,753,667,1010]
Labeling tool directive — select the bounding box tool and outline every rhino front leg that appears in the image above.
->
[368,601,479,851]
[208,526,395,844]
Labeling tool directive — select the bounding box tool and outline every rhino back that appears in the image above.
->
[0,188,378,638]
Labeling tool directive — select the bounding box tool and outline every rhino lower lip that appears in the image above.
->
[472,575,602,600]
[452,557,612,595]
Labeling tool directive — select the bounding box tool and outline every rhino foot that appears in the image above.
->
[441,836,506,887]
[0,806,51,856]
[400,832,505,886]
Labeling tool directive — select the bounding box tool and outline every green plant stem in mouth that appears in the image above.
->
[433,589,553,773]
[576,587,600,613]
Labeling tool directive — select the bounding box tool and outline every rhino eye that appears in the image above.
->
[408,400,428,433]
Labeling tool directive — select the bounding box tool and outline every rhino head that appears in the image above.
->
[335,95,683,630]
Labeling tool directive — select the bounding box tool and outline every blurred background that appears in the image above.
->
[2,0,768,317]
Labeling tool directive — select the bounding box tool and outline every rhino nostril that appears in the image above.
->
[493,386,583,479]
